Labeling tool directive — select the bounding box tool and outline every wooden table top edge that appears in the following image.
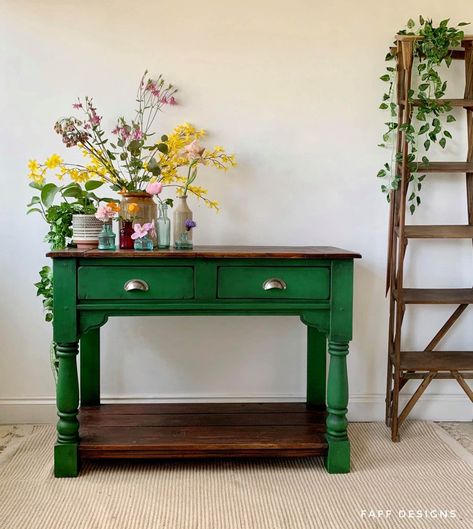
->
[46,245,362,259]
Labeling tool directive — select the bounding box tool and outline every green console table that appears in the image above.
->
[47,246,360,477]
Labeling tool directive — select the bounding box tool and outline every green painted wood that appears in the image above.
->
[325,340,350,473]
[307,327,327,406]
[80,328,100,406]
[78,266,194,300]
[48,251,357,476]
[217,266,330,299]
[54,443,79,478]
[55,342,80,477]
[53,259,78,343]
[194,260,217,300]
[329,260,354,341]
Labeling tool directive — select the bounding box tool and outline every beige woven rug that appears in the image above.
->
[1,422,472,529]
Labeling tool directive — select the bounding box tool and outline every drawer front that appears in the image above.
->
[217,266,330,300]
[78,266,194,300]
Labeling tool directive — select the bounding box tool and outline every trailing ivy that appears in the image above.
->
[377,16,469,214]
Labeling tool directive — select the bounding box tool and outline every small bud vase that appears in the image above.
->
[98,222,116,250]
[157,203,171,249]
[134,235,153,251]
[173,196,193,249]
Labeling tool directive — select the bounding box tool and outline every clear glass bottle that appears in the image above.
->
[173,195,193,249]
[157,202,171,249]
[98,222,116,250]
[133,235,154,251]
[119,192,157,247]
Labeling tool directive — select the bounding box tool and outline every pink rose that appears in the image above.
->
[95,204,117,222]
[146,182,163,195]
[183,140,205,160]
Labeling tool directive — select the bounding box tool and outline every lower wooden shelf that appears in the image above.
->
[78,403,328,459]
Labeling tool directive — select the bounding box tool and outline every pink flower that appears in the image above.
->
[169,96,177,105]
[73,102,82,109]
[95,204,117,222]
[131,223,149,240]
[131,127,143,140]
[146,182,163,195]
[89,109,101,126]
[183,140,205,160]
[146,220,157,239]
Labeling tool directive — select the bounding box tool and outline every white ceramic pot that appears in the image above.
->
[72,214,103,249]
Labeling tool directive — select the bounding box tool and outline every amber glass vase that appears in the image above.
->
[119,192,157,247]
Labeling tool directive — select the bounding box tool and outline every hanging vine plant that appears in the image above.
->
[377,16,469,214]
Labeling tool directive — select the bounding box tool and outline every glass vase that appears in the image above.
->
[157,203,171,249]
[98,222,116,250]
[173,196,193,249]
[119,220,134,249]
[134,235,154,251]
[120,192,157,247]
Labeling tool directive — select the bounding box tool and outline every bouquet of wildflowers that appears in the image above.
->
[28,71,236,210]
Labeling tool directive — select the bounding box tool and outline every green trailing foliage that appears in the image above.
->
[377,16,469,214]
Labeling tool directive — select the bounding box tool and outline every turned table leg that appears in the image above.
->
[325,340,350,473]
[54,342,79,477]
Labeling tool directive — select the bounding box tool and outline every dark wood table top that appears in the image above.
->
[47,246,361,259]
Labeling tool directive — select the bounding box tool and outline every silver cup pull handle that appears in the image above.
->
[124,279,149,292]
[262,278,287,291]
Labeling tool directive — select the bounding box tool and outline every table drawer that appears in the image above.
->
[78,266,194,300]
[217,266,330,300]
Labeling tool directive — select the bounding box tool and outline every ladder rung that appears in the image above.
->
[390,47,466,60]
[415,161,473,173]
[395,225,473,238]
[396,351,473,371]
[406,98,473,108]
[394,288,473,304]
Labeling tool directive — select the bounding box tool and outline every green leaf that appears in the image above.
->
[27,208,42,215]
[407,18,415,29]
[446,115,456,123]
[62,187,83,199]
[157,143,168,154]
[85,180,104,191]
[443,130,452,139]
[418,124,429,135]
[424,139,431,151]
[379,103,388,110]
[41,183,59,208]
[410,204,415,214]
[439,137,447,148]
[380,74,391,82]
[29,181,43,190]
[161,135,169,142]
[458,22,470,27]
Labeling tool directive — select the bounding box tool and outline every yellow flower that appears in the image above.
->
[45,154,63,170]
[127,203,139,214]
[28,159,40,173]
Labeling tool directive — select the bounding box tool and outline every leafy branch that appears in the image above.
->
[377,16,469,214]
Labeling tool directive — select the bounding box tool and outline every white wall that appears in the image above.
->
[1,0,472,423]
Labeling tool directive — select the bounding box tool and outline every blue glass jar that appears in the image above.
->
[134,235,154,251]
[98,223,116,251]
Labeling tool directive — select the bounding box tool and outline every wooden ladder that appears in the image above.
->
[385,34,473,442]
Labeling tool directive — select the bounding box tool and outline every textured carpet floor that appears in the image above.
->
[0,422,472,529]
